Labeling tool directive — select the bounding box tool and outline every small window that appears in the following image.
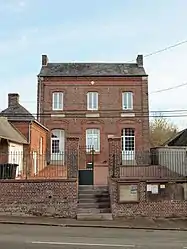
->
[119,184,138,203]
[86,129,100,152]
[122,92,133,110]
[39,137,43,155]
[52,92,63,110]
[87,92,98,110]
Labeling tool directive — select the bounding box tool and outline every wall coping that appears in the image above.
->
[0,178,77,183]
[110,177,187,183]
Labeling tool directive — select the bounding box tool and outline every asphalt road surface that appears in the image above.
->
[0,224,187,248]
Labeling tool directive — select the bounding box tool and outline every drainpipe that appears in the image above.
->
[25,121,32,179]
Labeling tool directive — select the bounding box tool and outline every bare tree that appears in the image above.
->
[150,116,178,147]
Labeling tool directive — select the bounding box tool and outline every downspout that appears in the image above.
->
[26,121,32,179]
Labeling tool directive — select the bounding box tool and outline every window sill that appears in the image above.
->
[86,113,100,118]
[121,112,135,117]
[51,114,65,118]
[86,151,100,154]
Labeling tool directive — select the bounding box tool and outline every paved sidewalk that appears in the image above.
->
[0,215,187,230]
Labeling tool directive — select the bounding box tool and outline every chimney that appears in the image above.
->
[136,55,143,67]
[8,93,19,107]
[42,54,48,66]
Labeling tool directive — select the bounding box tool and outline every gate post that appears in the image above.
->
[108,137,121,178]
[66,137,79,179]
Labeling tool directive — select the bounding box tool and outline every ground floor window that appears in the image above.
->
[51,129,65,161]
[86,129,100,152]
[121,128,135,161]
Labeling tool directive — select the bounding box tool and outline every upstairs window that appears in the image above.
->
[122,92,133,110]
[52,92,63,110]
[87,92,98,110]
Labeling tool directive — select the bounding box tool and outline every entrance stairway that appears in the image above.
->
[77,185,113,221]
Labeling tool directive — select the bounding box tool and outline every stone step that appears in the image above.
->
[78,198,110,203]
[79,190,109,195]
[79,192,109,199]
[77,213,113,221]
[78,202,110,209]
[78,208,111,214]
[79,185,108,191]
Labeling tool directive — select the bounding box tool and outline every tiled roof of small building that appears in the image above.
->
[0,117,28,144]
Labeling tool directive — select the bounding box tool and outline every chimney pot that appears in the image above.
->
[42,55,48,66]
[8,93,19,107]
[136,55,143,67]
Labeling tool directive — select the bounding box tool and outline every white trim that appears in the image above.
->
[86,113,100,117]
[121,113,135,117]
[51,114,65,117]
[87,92,98,110]
[51,129,65,162]
[39,137,43,155]
[86,128,100,152]
[52,92,63,110]
[122,128,135,161]
[122,92,133,110]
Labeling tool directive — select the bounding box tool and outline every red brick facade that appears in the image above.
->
[37,56,149,184]
[38,78,149,152]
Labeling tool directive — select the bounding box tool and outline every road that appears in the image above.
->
[0,224,187,248]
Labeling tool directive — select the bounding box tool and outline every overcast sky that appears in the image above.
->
[0,0,187,129]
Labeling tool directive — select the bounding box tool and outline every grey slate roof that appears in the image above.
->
[39,62,147,77]
[1,104,35,121]
[0,117,28,144]
[163,129,187,146]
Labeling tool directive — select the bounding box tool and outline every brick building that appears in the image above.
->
[37,54,149,185]
[1,93,49,177]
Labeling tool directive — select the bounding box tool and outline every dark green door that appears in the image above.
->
[79,169,93,185]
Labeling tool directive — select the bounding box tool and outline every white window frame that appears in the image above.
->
[39,137,43,155]
[51,129,65,162]
[86,129,100,152]
[87,92,98,110]
[122,128,135,161]
[52,92,63,110]
[122,92,133,110]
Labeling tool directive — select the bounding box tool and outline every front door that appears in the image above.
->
[78,147,94,185]
[51,129,65,163]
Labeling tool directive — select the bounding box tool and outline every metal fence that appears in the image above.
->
[0,150,78,180]
[113,150,187,180]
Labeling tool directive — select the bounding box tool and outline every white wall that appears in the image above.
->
[8,142,24,177]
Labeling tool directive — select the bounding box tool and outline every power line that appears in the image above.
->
[128,39,187,62]
[150,82,187,94]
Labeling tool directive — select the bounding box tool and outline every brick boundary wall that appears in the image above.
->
[0,179,78,218]
[109,178,187,218]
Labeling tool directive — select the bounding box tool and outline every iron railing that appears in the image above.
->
[0,150,78,180]
[110,150,187,180]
